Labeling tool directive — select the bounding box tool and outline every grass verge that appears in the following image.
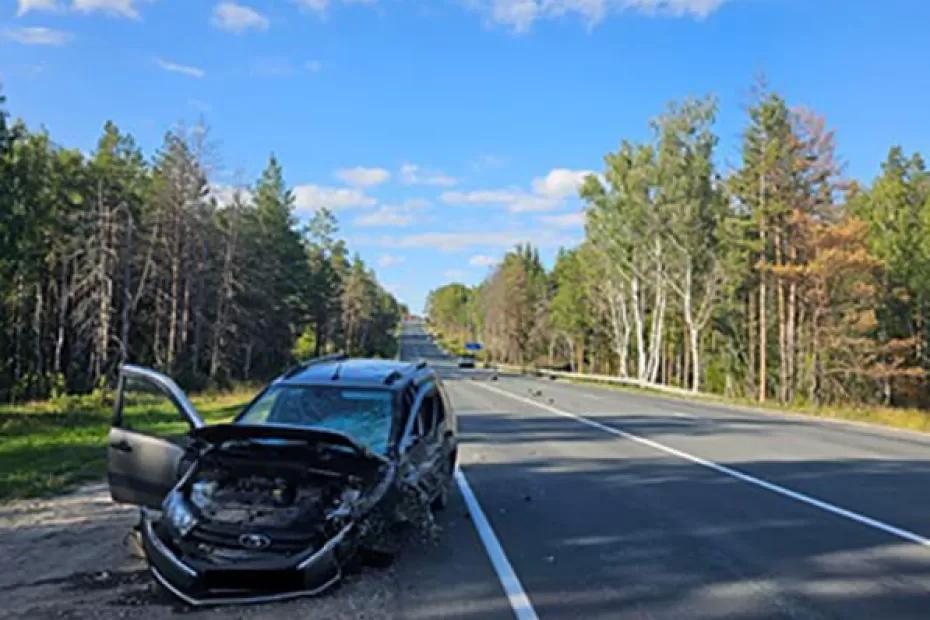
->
[547,373,930,435]
[0,387,258,501]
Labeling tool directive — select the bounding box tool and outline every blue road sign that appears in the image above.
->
[464,342,483,351]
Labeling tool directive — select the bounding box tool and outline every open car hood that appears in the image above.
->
[191,423,388,475]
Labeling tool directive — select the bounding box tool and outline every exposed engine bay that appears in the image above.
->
[161,434,387,565]
[189,466,355,530]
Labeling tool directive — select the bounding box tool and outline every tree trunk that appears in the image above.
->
[747,290,756,397]
[682,260,701,392]
[33,283,45,388]
[631,275,646,380]
[119,210,133,365]
[54,258,69,374]
[96,185,113,384]
[786,240,798,403]
[647,238,665,384]
[776,226,788,403]
[759,215,768,403]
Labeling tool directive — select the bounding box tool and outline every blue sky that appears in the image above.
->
[2,0,929,313]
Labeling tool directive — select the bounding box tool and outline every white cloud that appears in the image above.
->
[3,26,72,45]
[335,166,390,187]
[400,163,458,187]
[440,188,558,213]
[531,168,592,199]
[353,199,429,227]
[469,254,500,267]
[306,59,323,72]
[468,0,726,33]
[507,194,562,213]
[440,189,517,205]
[294,0,378,15]
[355,207,415,228]
[210,184,253,207]
[211,2,269,33]
[16,0,145,17]
[293,0,328,11]
[360,229,576,252]
[73,0,141,18]
[16,0,60,15]
[155,58,205,78]
[377,253,405,268]
[441,166,590,213]
[539,212,585,228]
[293,184,376,215]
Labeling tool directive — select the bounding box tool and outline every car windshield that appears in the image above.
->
[237,385,394,455]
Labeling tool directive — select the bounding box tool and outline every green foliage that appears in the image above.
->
[0,387,256,499]
[292,326,318,360]
[427,84,928,409]
[0,90,401,403]
[426,283,475,342]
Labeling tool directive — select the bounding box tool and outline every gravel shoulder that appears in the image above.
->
[0,483,398,620]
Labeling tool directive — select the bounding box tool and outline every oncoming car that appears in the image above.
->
[107,355,457,606]
[457,354,476,369]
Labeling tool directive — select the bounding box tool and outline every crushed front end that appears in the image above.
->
[140,424,395,605]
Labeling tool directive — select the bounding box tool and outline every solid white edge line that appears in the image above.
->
[473,381,930,548]
[455,467,540,620]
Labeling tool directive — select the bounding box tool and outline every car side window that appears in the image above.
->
[435,391,446,427]
[409,388,438,445]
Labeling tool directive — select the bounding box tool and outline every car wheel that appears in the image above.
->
[358,520,404,567]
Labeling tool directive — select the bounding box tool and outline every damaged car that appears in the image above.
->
[107,355,457,606]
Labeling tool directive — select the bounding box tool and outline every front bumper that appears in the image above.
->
[140,514,354,606]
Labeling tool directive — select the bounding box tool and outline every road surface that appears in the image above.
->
[397,320,930,619]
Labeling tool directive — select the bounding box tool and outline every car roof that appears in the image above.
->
[278,357,432,390]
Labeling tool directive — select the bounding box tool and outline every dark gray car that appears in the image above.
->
[107,356,457,606]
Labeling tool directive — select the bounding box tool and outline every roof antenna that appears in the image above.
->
[331,363,342,381]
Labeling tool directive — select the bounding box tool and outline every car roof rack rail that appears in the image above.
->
[383,369,403,385]
[282,352,348,378]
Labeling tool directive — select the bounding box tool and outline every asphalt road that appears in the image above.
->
[397,320,930,619]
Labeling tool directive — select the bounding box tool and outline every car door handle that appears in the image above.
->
[110,440,133,453]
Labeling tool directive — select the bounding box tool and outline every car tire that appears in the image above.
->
[358,520,404,567]
[358,546,396,568]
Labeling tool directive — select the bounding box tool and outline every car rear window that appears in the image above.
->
[237,385,394,455]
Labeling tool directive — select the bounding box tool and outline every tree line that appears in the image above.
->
[427,86,930,408]
[0,88,404,402]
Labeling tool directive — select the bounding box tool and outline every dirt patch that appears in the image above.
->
[0,483,399,620]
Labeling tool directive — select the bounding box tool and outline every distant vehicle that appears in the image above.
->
[107,356,457,606]
[458,353,476,368]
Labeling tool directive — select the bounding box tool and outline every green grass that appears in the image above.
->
[555,373,930,435]
[0,387,258,501]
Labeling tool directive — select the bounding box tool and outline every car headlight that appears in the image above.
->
[162,491,198,537]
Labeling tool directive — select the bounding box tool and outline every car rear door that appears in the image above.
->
[399,383,446,500]
[107,364,204,508]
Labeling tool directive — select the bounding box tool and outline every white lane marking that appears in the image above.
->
[455,468,540,620]
[473,381,930,548]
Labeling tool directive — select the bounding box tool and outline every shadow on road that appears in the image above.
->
[453,404,930,619]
